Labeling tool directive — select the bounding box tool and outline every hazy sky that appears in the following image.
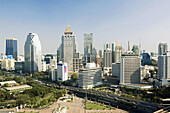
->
[1,0,170,55]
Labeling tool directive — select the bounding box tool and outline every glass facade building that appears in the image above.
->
[24,33,42,73]
[6,38,18,60]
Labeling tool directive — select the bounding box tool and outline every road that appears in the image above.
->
[22,77,160,113]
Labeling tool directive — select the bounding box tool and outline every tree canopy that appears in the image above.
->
[71,73,78,81]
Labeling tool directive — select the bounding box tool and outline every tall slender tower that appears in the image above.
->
[6,38,18,60]
[24,33,42,73]
[128,41,130,51]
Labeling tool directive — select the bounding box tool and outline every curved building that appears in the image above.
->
[24,33,42,73]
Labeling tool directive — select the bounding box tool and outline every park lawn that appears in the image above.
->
[86,102,115,110]
[17,112,39,113]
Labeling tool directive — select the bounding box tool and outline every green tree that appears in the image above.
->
[15,77,23,83]
[4,83,9,87]
[16,94,31,105]
[71,73,78,81]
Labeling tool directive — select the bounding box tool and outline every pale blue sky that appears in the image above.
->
[0,0,170,54]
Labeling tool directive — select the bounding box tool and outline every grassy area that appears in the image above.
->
[36,92,53,104]
[85,102,115,110]
[17,112,39,113]
[66,98,73,102]
[66,99,73,102]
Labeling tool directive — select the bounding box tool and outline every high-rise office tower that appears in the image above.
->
[158,52,170,81]
[6,38,18,60]
[84,33,93,57]
[104,43,110,50]
[111,42,115,63]
[158,42,168,55]
[60,25,76,71]
[60,25,82,72]
[84,33,97,63]
[57,45,61,63]
[104,42,115,63]
[24,33,42,73]
[103,48,112,67]
[132,45,140,55]
[114,43,124,63]
[120,54,141,84]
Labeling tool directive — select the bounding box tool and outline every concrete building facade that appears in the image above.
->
[120,54,141,84]
[78,63,102,89]
[158,42,168,55]
[57,62,68,82]
[158,52,170,86]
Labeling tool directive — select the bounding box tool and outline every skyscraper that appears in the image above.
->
[24,33,42,73]
[158,52,170,80]
[114,43,124,63]
[111,42,115,63]
[120,54,141,84]
[84,33,93,57]
[103,48,112,67]
[132,45,140,55]
[84,33,97,63]
[158,42,168,55]
[6,38,18,60]
[60,25,82,72]
[104,43,110,50]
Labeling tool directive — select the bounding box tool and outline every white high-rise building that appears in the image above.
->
[120,54,141,84]
[158,52,170,86]
[57,61,68,82]
[24,33,42,73]
[158,42,168,55]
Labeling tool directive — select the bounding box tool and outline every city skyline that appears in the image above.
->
[1,0,170,54]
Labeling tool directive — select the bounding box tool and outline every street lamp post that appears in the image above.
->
[84,86,87,113]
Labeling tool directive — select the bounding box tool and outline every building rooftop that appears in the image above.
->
[122,83,153,89]
[64,25,73,34]
[6,38,17,40]
[4,85,32,91]
[0,81,16,85]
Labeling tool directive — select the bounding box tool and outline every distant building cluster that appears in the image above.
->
[0,25,170,88]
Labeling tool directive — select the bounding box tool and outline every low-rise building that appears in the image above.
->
[49,65,57,81]
[112,63,120,77]
[3,85,32,92]
[78,62,102,89]
[103,67,112,76]
[15,61,24,73]
[0,81,17,86]
[1,58,15,71]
